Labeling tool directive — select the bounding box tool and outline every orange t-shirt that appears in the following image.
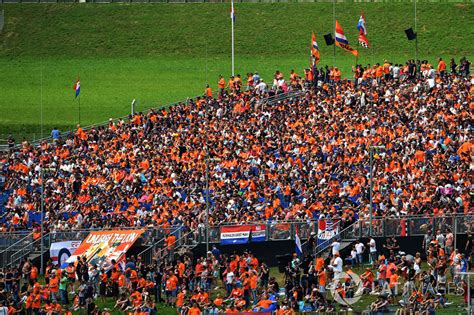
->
[188,307,202,315]
[176,292,185,307]
[49,277,59,293]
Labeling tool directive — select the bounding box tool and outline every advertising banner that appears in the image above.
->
[50,241,81,267]
[317,218,339,248]
[220,225,266,245]
[66,230,144,270]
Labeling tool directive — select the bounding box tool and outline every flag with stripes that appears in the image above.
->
[311,31,320,65]
[357,13,367,35]
[73,80,80,98]
[357,13,370,48]
[335,20,358,57]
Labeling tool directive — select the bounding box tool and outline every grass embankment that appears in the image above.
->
[0,3,472,140]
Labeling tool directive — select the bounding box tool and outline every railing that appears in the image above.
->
[138,227,196,264]
[6,93,201,149]
[1,214,472,267]
[0,232,33,267]
[0,230,32,249]
[263,90,304,105]
[313,220,359,257]
[4,233,50,268]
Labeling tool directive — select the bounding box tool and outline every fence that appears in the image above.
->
[1,214,472,267]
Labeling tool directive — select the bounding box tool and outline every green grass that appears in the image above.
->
[0,3,472,140]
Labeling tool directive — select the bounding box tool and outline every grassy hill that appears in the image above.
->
[0,3,472,140]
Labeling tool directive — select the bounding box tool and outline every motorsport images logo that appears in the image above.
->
[328,271,364,306]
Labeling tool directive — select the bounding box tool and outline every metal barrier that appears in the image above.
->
[1,214,472,267]
[0,232,33,266]
[0,231,32,249]
[6,233,50,268]
[313,220,359,257]
[138,228,196,264]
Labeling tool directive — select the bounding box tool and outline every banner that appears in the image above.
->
[67,230,144,270]
[220,225,266,245]
[50,241,81,267]
[317,217,339,248]
[250,224,266,242]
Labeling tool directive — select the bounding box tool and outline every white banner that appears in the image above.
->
[50,241,81,266]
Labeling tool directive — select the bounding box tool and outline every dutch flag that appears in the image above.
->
[74,80,80,98]
[357,13,367,35]
[335,20,349,45]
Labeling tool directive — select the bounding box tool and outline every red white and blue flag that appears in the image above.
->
[230,0,235,22]
[335,20,358,57]
[317,216,339,247]
[357,13,370,48]
[220,225,265,245]
[357,13,367,35]
[73,80,80,98]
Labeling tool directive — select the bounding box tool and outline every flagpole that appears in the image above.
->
[414,0,418,61]
[231,0,235,76]
[333,0,336,67]
[78,94,81,125]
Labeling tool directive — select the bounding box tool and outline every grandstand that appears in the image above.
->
[0,53,472,313]
[0,1,472,314]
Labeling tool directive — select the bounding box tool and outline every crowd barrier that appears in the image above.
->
[1,214,472,267]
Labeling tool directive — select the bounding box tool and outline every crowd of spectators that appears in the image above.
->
[0,226,470,314]
[0,57,471,239]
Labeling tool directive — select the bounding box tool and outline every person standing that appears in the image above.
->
[205,85,212,98]
[355,240,365,266]
[59,272,68,305]
[51,128,60,142]
[368,237,377,267]
[217,75,225,97]
[329,252,343,278]
[437,58,446,78]
[331,239,341,256]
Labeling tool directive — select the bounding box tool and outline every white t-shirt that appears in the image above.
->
[226,271,235,284]
[369,239,377,253]
[333,257,343,273]
[332,241,341,255]
[355,243,364,254]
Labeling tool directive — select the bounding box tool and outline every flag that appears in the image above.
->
[311,31,320,65]
[295,230,302,256]
[357,13,370,48]
[220,226,250,245]
[73,80,80,98]
[358,28,370,48]
[230,0,235,22]
[335,20,358,57]
[357,13,367,35]
[219,225,266,245]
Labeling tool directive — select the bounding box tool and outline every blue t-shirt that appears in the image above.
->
[51,129,60,139]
